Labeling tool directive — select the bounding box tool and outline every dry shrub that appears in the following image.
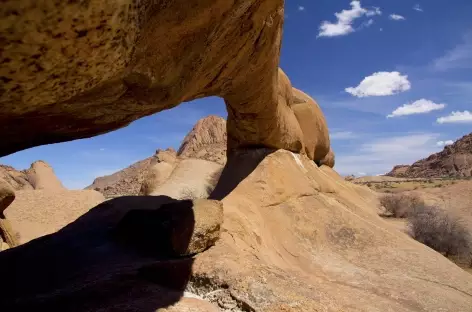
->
[380,194,423,218]
[408,205,472,259]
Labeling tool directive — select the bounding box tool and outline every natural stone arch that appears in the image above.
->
[0,0,329,163]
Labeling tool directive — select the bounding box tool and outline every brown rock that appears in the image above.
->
[170,199,223,256]
[386,165,411,177]
[114,198,223,256]
[150,159,223,200]
[178,116,227,165]
[291,87,330,162]
[0,165,34,191]
[386,133,472,178]
[139,162,175,196]
[25,160,65,191]
[0,178,15,213]
[156,298,220,312]
[0,151,471,311]
[86,148,176,198]
[0,0,306,160]
[320,147,335,168]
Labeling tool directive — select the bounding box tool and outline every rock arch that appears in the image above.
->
[0,0,331,163]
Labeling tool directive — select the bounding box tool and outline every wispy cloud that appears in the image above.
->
[387,99,445,118]
[345,71,411,97]
[437,111,472,124]
[335,133,440,175]
[330,131,357,140]
[298,6,305,11]
[318,1,381,37]
[432,32,472,71]
[389,14,405,21]
[413,4,423,12]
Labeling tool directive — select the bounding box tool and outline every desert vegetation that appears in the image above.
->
[380,193,472,268]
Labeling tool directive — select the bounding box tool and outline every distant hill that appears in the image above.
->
[85,115,227,198]
[386,132,472,178]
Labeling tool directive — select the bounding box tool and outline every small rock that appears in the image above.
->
[156,297,220,312]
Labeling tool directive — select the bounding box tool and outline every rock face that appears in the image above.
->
[24,160,65,191]
[0,178,15,213]
[0,165,34,191]
[291,87,330,162]
[387,133,472,178]
[0,150,471,311]
[177,115,227,165]
[320,147,335,168]
[386,165,411,177]
[86,148,177,198]
[0,0,330,165]
[4,190,105,245]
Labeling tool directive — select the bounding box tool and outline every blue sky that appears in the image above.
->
[2,0,472,188]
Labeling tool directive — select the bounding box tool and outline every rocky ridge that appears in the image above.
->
[387,133,472,178]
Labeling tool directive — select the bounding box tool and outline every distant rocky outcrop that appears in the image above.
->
[177,115,227,165]
[0,160,64,191]
[88,116,227,198]
[387,133,472,178]
[386,165,411,177]
[86,148,177,198]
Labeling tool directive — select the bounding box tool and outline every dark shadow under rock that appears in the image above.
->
[0,195,195,311]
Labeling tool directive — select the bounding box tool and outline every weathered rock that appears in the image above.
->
[0,165,34,191]
[320,147,335,168]
[114,198,223,256]
[150,159,223,200]
[386,165,411,177]
[24,160,65,191]
[291,87,330,162]
[139,162,175,196]
[4,190,105,244]
[387,133,472,178]
[156,298,220,312]
[177,115,227,165]
[1,150,471,311]
[0,178,15,213]
[170,199,223,256]
[0,178,18,248]
[0,0,308,160]
[86,148,176,198]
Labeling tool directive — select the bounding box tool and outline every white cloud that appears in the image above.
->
[387,99,446,118]
[413,4,423,12]
[389,14,405,21]
[436,140,454,147]
[363,19,374,27]
[345,71,411,97]
[331,131,357,140]
[298,6,305,11]
[433,32,472,71]
[379,28,383,32]
[99,148,105,151]
[437,111,472,124]
[335,133,441,175]
[318,1,382,37]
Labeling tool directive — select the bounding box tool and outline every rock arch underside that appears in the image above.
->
[1,1,472,312]
[0,0,331,163]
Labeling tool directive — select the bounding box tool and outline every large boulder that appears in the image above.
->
[291,87,330,162]
[320,147,335,168]
[149,159,223,200]
[0,150,471,311]
[24,160,65,191]
[139,162,175,196]
[0,178,18,249]
[4,190,105,244]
